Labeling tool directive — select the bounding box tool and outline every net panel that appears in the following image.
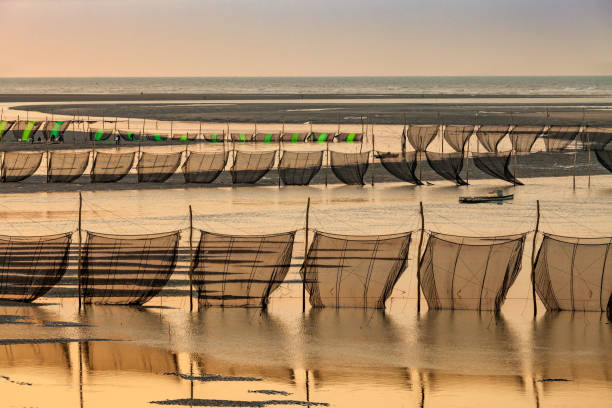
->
[1,151,43,182]
[11,121,43,142]
[89,129,114,142]
[377,151,423,185]
[172,132,198,142]
[118,130,142,142]
[544,125,581,152]
[443,125,473,152]
[595,150,612,173]
[278,150,324,185]
[202,132,225,143]
[0,233,72,302]
[253,132,281,143]
[91,151,135,183]
[183,151,228,183]
[476,125,509,152]
[509,125,543,153]
[425,151,468,185]
[335,132,364,143]
[311,132,334,143]
[80,231,180,305]
[472,151,523,185]
[534,234,611,312]
[231,133,252,143]
[231,150,276,184]
[47,151,90,183]
[0,121,14,141]
[192,231,295,308]
[582,127,612,151]
[301,231,412,308]
[281,132,309,143]
[420,232,526,311]
[329,151,370,185]
[42,121,71,141]
[137,151,182,183]
[406,125,438,152]
[144,132,169,142]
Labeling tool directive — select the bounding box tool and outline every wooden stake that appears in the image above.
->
[416,202,425,313]
[371,121,375,187]
[587,129,591,188]
[531,200,540,317]
[572,149,577,190]
[466,134,471,184]
[325,139,329,187]
[303,197,310,313]
[78,192,83,310]
[189,205,194,312]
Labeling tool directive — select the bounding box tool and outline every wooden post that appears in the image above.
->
[531,200,540,317]
[78,192,83,310]
[189,205,194,312]
[303,197,310,313]
[371,121,375,187]
[466,134,471,184]
[416,202,425,313]
[513,150,518,186]
[325,140,329,187]
[587,128,591,188]
[572,147,577,190]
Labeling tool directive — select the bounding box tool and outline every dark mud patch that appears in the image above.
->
[249,390,292,396]
[0,315,33,325]
[0,375,32,386]
[0,338,110,345]
[165,372,262,382]
[150,398,328,407]
[41,321,91,328]
[537,378,571,382]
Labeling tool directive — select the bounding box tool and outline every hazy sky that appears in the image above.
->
[1,0,611,77]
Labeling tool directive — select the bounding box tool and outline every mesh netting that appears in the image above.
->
[425,151,468,185]
[443,125,473,152]
[137,151,182,183]
[231,150,276,184]
[144,132,168,142]
[595,150,612,173]
[544,125,580,151]
[377,151,423,185]
[183,151,228,183]
[231,133,252,143]
[11,121,43,142]
[476,125,509,152]
[0,120,14,141]
[80,231,180,305]
[535,234,612,312]
[329,151,370,185]
[89,129,114,142]
[406,125,438,152]
[278,150,324,185]
[202,132,225,143]
[335,132,364,143]
[172,132,198,142]
[0,233,72,302]
[582,127,612,151]
[301,231,412,308]
[472,151,523,185]
[118,130,141,142]
[253,132,281,143]
[508,125,543,153]
[420,232,526,311]
[311,132,334,143]
[91,151,135,183]
[192,231,295,308]
[42,121,71,141]
[47,151,90,183]
[1,151,43,182]
[281,132,309,143]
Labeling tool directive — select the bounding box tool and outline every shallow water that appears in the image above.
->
[0,174,610,407]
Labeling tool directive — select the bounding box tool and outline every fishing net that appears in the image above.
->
[202,132,225,143]
[42,121,71,141]
[11,121,43,142]
[377,151,423,185]
[231,150,276,184]
[192,231,295,308]
[253,132,281,143]
[281,132,309,143]
[472,151,523,185]
[329,151,370,185]
[137,151,182,182]
[476,125,509,152]
[508,125,543,153]
[144,132,168,142]
[535,233,611,312]
[231,132,252,143]
[90,151,135,183]
[544,125,580,152]
[118,130,142,142]
[88,129,114,142]
[0,120,14,141]
[172,132,198,142]
[311,132,334,143]
[183,151,228,183]
[581,127,612,151]
[301,231,412,308]
[443,125,473,152]
[278,150,324,185]
[335,132,363,143]
[0,233,72,302]
[595,150,612,173]
[1,151,43,182]
[80,231,180,305]
[420,232,526,311]
[406,125,438,152]
[47,151,90,183]
[425,151,468,185]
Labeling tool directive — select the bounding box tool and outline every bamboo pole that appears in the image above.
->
[572,145,577,190]
[416,202,425,313]
[303,197,310,313]
[325,140,329,187]
[371,120,375,187]
[189,205,194,312]
[466,132,471,184]
[78,192,83,310]
[587,128,591,188]
[531,200,540,317]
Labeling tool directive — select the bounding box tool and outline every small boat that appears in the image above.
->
[459,189,513,204]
